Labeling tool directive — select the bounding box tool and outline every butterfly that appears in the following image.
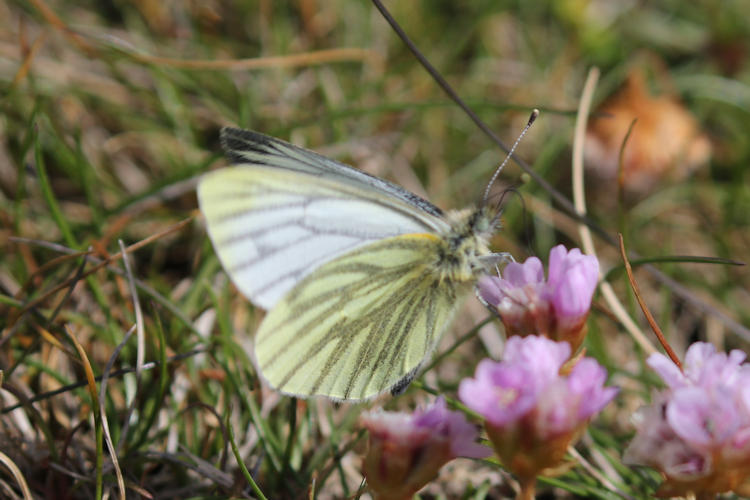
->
[198,126,518,401]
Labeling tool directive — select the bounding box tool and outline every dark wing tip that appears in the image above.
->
[220,127,277,164]
[390,366,419,396]
[220,127,267,149]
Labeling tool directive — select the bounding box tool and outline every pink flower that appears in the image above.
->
[625,342,750,497]
[458,336,617,481]
[458,337,571,427]
[412,397,492,459]
[547,246,600,324]
[360,397,490,500]
[566,358,619,422]
[648,342,749,392]
[624,394,712,479]
[478,245,599,351]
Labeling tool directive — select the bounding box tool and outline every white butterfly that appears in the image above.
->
[198,127,507,401]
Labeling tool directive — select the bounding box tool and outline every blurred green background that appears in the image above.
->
[1,0,748,498]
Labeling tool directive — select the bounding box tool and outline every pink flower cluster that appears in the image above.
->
[625,342,750,497]
[478,245,599,351]
[460,336,617,438]
[459,336,617,481]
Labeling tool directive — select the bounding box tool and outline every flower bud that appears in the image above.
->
[360,397,490,500]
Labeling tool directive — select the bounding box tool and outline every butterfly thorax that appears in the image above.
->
[435,207,496,283]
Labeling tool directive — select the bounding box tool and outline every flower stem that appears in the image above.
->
[517,476,537,500]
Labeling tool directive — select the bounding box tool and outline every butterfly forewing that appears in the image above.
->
[220,127,447,224]
[254,233,468,401]
[198,166,447,309]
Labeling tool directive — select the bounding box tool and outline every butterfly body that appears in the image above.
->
[198,128,499,401]
[435,207,495,283]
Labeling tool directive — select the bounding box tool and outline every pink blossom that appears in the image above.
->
[546,246,599,324]
[568,358,620,420]
[477,245,599,351]
[360,398,490,500]
[649,343,748,392]
[624,394,713,480]
[412,397,491,459]
[458,336,616,484]
[625,342,750,497]
[459,335,617,439]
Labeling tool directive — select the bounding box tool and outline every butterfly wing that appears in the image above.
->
[254,233,470,401]
[220,127,446,220]
[198,130,449,309]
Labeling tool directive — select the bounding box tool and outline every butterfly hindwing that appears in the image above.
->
[254,233,469,401]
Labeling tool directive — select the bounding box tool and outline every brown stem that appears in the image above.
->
[618,233,682,369]
[516,476,537,500]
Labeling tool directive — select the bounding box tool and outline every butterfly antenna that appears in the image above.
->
[482,109,540,206]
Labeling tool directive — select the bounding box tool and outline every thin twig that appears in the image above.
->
[618,235,682,368]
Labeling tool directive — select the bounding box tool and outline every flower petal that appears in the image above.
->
[502,257,544,287]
